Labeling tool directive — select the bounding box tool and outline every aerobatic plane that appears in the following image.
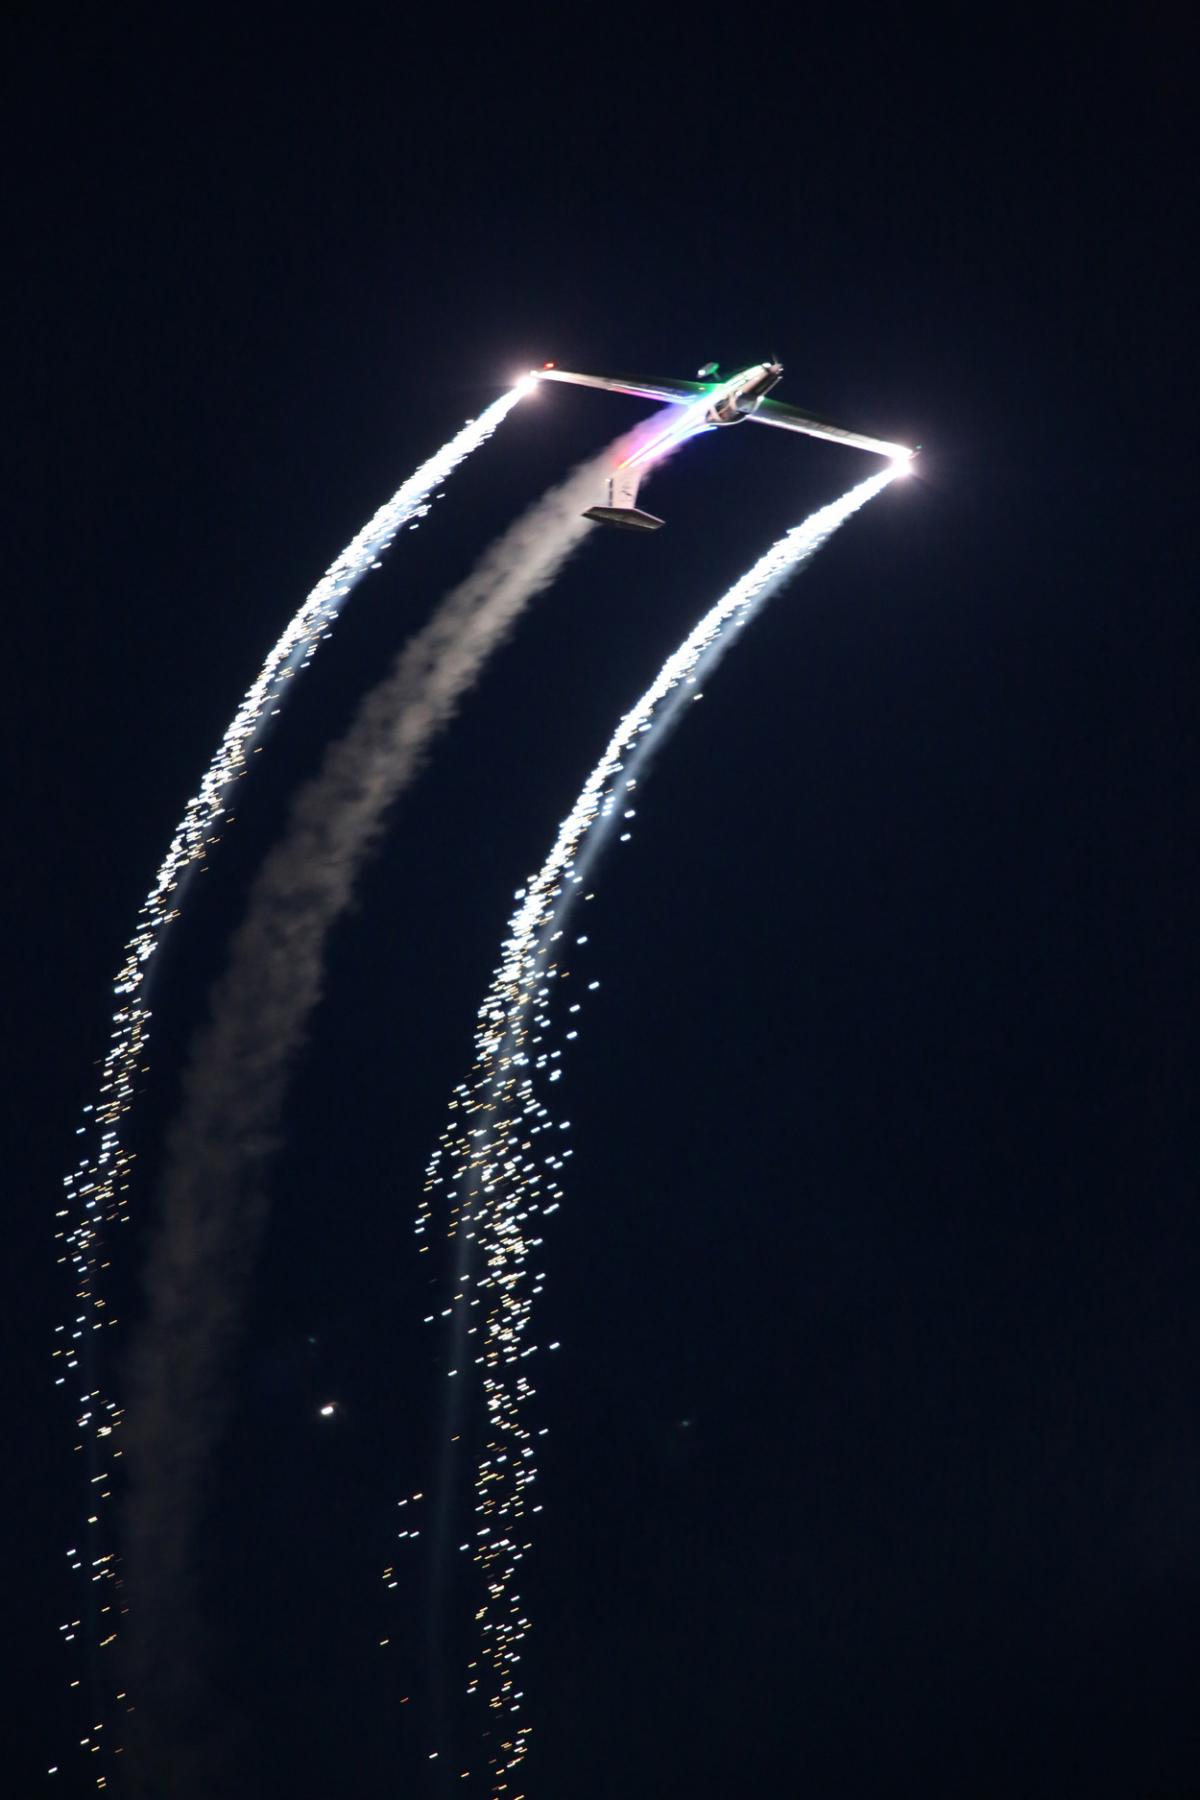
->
[536,360,916,530]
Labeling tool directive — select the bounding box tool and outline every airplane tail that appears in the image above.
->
[582,465,664,531]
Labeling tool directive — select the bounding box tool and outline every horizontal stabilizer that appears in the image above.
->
[583,505,665,532]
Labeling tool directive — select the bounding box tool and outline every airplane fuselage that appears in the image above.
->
[705,361,784,425]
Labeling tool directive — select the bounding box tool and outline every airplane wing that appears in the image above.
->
[751,397,913,460]
[537,367,712,406]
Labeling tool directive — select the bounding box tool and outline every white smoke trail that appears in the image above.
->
[418,463,899,1793]
[118,439,628,1786]
[54,378,529,1782]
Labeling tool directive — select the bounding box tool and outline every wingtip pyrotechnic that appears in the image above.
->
[59,354,910,1794]
[415,461,899,1789]
[56,375,532,1790]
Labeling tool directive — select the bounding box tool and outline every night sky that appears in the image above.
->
[6,9,1197,1797]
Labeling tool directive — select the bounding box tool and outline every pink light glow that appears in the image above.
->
[616,399,713,472]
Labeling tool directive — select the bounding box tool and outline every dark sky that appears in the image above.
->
[6,8,1197,1797]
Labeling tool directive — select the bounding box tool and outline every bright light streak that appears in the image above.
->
[415,462,901,1793]
[55,379,527,1781]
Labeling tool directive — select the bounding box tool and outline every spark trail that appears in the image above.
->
[418,463,899,1794]
[53,378,529,1784]
[119,438,630,1790]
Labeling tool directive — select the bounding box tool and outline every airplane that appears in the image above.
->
[535,360,916,530]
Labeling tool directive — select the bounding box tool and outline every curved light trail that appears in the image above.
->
[416,462,899,1794]
[53,377,531,1785]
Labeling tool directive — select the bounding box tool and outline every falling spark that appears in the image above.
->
[417,464,899,1793]
[54,378,529,1779]
[118,436,636,1789]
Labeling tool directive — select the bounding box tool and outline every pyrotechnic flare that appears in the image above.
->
[120,436,629,1786]
[418,463,899,1793]
[54,377,530,1781]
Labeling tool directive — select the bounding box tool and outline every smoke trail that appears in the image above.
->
[119,437,632,1786]
[417,463,899,1794]
[54,377,530,1782]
